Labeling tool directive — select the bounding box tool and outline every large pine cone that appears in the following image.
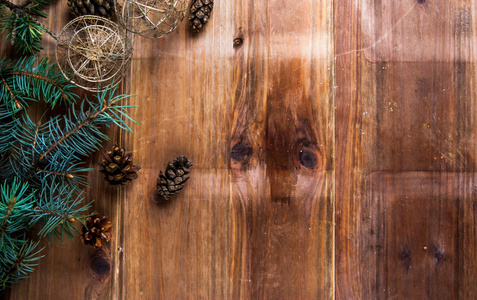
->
[189,0,214,32]
[80,211,112,249]
[67,0,115,18]
[98,144,141,186]
[157,156,193,200]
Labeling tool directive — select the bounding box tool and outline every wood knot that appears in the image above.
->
[299,149,318,169]
[399,247,412,272]
[417,0,425,3]
[233,37,243,47]
[91,256,111,276]
[230,142,252,162]
[234,27,244,48]
[293,139,321,170]
[432,246,445,265]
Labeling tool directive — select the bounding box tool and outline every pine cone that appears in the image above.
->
[189,0,214,32]
[98,144,141,186]
[156,156,193,200]
[80,211,112,249]
[67,0,115,18]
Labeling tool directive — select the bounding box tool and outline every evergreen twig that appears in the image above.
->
[11,71,69,100]
[0,0,57,54]
[39,102,110,161]
[0,195,16,240]
[0,0,24,15]
[0,56,137,290]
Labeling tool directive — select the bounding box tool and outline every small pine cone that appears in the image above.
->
[189,0,214,32]
[80,211,112,249]
[98,144,141,186]
[156,156,193,200]
[67,0,115,18]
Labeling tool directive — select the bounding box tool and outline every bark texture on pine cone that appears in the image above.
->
[98,144,141,185]
[67,0,115,18]
[189,0,214,32]
[80,211,112,249]
[157,156,193,200]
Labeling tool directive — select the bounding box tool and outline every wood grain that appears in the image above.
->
[364,172,477,299]
[335,0,477,298]
[112,0,235,296]
[3,0,477,299]
[230,0,334,298]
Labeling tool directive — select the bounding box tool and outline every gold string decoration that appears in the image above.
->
[115,0,189,39]
[56,16,133,92]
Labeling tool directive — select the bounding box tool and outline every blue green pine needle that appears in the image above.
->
[0,55,137,291]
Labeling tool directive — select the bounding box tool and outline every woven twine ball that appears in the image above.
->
[56,16,133,92]
[115,0,189,39]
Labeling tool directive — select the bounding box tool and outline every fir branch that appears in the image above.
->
[2,13,44,55]
[23,0,54,16]
[36,21,56,40]
[0,0,56,54]
[0,74,17,107]
[29,184,91,243]
[0,114,18,153]
[35,168,74,179]
[0,56,77,109]
[0,180,35,241]
[11,71,69,102]
[38,104,108,161]
[31,122,39,165]
[0,239,43,290]
[0,75,20,110]
[0,56,138,291]
[0,196,15,240]
[0,0,24,15]
[33,207,75,223]
[2,251,26,282]
[38,85,136,161]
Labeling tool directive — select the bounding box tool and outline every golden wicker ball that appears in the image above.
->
[56,16,133,92]
[115,0,189,39]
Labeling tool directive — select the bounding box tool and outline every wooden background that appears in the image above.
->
[1,0,477,299]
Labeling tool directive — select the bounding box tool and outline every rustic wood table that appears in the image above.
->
[2,0,477,299]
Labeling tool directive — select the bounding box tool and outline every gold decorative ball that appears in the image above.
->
[115,0,189,39]
[56,16,133,92]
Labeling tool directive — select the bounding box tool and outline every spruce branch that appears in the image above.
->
[0,54,137,290]
[0,56,77,111]
[38,85,137,161]
[0,0,57,54]
[29,184,91,243]
[0,73,19,109]
[0,196,16,239]
[11,71,69,102]
[0,239,43,290]
[0,0,24,15]
[35,168,74,179]
[0,179,35,242]
[33,207,75,222]
[7,85,136,190]
[37,105,109,161]
[31,121,40,165]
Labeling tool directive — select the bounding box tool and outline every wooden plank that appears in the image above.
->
[230,0,334,298]
[115,0,335,298]
[113,0,236,298]
[335,0,477,298]
[360,0,476,62]
[365,172,477,299]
